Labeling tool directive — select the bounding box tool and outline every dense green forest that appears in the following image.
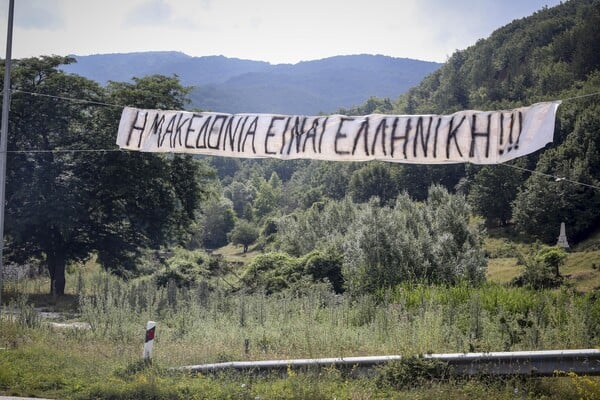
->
[196,0,600,294]
[1,0,599,298]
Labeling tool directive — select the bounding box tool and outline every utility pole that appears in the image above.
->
[0,0,15,310]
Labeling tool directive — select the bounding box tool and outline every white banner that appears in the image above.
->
[116,101,560,164]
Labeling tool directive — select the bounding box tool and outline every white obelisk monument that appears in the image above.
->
[557,222,570,249]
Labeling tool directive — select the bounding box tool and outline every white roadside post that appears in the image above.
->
[144,321,156,363]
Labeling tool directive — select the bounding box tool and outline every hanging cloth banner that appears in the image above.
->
[116,101,560,164]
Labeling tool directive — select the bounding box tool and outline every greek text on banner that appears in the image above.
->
[116,101,560,164]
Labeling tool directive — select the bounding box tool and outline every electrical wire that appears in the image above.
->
[11,89,600,115]
[11,89,124,108]
[500,163,600,191]
[559,91,600,102]
[6,148,122,154]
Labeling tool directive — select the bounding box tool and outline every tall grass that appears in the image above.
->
[3,269,600,399]
[72,271,600,367]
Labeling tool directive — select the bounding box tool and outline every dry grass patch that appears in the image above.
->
[211,243,261,266]
[562,250,600,292]
[486,258,519,284]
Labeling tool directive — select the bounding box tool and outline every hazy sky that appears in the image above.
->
[1,0,563,64]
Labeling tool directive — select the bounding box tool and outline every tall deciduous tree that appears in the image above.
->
[4,58,211,294]
[83,75,212,277]
[253,172,283,219]
[199,197,236,249]
[468,165,524,226]
[228,219,259,253]
[349,162,400,205]
[224,181,255,218]
[5,56,104,295]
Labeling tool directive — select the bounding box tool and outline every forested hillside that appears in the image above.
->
[330,0,600,242]
[196,0,600,294]
[386,0,600,243]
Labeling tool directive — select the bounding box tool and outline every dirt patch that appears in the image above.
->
[48,321,91,330]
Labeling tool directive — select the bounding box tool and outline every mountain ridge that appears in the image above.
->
[61,52,441,114]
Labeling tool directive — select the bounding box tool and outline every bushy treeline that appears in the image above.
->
[151,185,485,296]
[193,0,600,295]
[271,186,485,295]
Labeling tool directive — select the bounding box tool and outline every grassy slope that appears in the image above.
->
[211,243,261,266]
[486,228,600,291]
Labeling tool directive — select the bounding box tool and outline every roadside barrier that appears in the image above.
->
[175,349,600,376]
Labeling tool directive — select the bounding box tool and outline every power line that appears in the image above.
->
[500,163,600,191]
[11,89,124,108]
[7,146,599,191]
[6,148,122,154]
[12,88,600,113]
[560,91,600,102]
[8,89,600,188]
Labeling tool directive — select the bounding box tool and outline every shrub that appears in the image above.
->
[241,252,303,294]
[154,248,209,288]
[512,245,567,289]
[302,250,344,294]
[241,251,345,294]
[376,356,452,389]
[344,186,486,295]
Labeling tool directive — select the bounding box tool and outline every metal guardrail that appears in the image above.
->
[177,349,600,376]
